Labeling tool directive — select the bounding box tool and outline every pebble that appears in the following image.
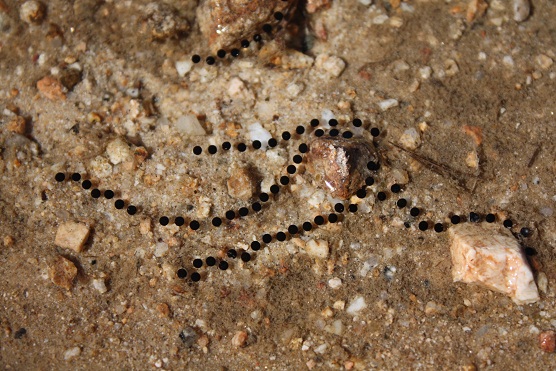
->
[328,277,342,289]
[37,76,66,101]
[346,296,367,315]
[89,156,113,178]
[196,0,296,52]
[539,331,556,353]
[248,122,272,149]
[315,54,346,77]
[227,166,257,200]
[153,242,169,258]
[419,66,432,79]
[324,320,344,336]
[502,56,515,68]
[231,330,248,348]
[179,327,198,347]
[280,50,315,70]
[539,207,553,217]
[106,137,132,165]
[55,221,90,252]
[378,98,399,111]
[92,278,108,294]
[536,54,554,70]
[537,272,548,294]
[333,300,345,310]
[175,114,206,136]
[425,301,444,315]
[513,0,530,22]
[466,0,488,23]
[398,128,421,150]
[49,255,77,290]
[175,60,193,77]
[145,2,189,40]
[19,1,46,24]
[449,223,539,304]
[305,136,377,200]
[286,82,304,97]
[444,59,459,77]
[6,116,26,134]
[63,346,81,360]
[304,239,329,259]
[373,14,389,25]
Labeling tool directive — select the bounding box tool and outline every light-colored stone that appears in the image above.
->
[231,330,248,348]
[63,346,81,360]
[37,76,66,101]
[92,278,108,294]
[399,128,421,150]
[315,54,346,77]
[449,223,539,304]
[328,277,342,289]
[55,221,90,252]
[175,60,193,77]
[304,239,329,259]
[106,137,132,165]
[536,54,554,70]
[20,1,46,24]
[175,114,206,136]
[346,296,367,315]
[378,98,399,111]
[49,256,77,290]
[513,0,530,22]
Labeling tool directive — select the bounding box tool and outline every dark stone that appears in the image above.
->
[179,326,198,347]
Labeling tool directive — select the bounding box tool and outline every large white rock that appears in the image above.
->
[449,223,539,305]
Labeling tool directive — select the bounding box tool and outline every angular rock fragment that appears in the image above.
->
[196,0,297,52]
[227,166,258,200]
[55,221,90,252]
[449,223,539,304]
[306,136,377,200]
[49,255,77,290]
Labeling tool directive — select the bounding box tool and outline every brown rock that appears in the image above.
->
[306,0,331,14]
[539,331,556,353]
[227,166,258,200]
[196,0,297,52]
[49,256,77,290]
[37,76,66,101]
[156,303,171,318]
[306,136,377,200]
[7,116,26,134]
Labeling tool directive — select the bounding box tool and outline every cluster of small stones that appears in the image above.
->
[191,9,289,66]
[54,118,534,282]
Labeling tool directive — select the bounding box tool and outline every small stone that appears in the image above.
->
[537,272,548,294]
[449,223,539,304]
[333,300,345,310]
[425,301,444,315]
[513,0,530,22]
[92,278,108,294]
[175,60,193,77]
[37,76,66,101]
[306,0,331,13]
[399,128,421,150]
[175,114,206,136]
[328,277,342,289]
[502,55,515,68]
[286,82,304,97]
[444,59,459,77]
[156,303,171,318]
[304,239,329,259]
[419,66,432,79]
[321,307,333,318]
[346,296,367,315]
[63,346,81,360]
[279,50,315,70]
[324,319,344,335]
[3,235,14,247]
[536,54,554,70]
[465,151,479,169]
[306,136,377,200]
[89,156,113,178]
[49,256,78,290]
[539,331,556,353]
[55,221,90,252]
[378,98,399,111]
[7,116,26,134]
[154,242,169,258]
[232,330,248,348]
[227,166,258,201]
[315,54,346,77]
[196,0,296,52]
[466,0,488,23]
[20,1,46,24]
[106,137,132,165]
[145,2,189,40]
[179,327,198,347]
